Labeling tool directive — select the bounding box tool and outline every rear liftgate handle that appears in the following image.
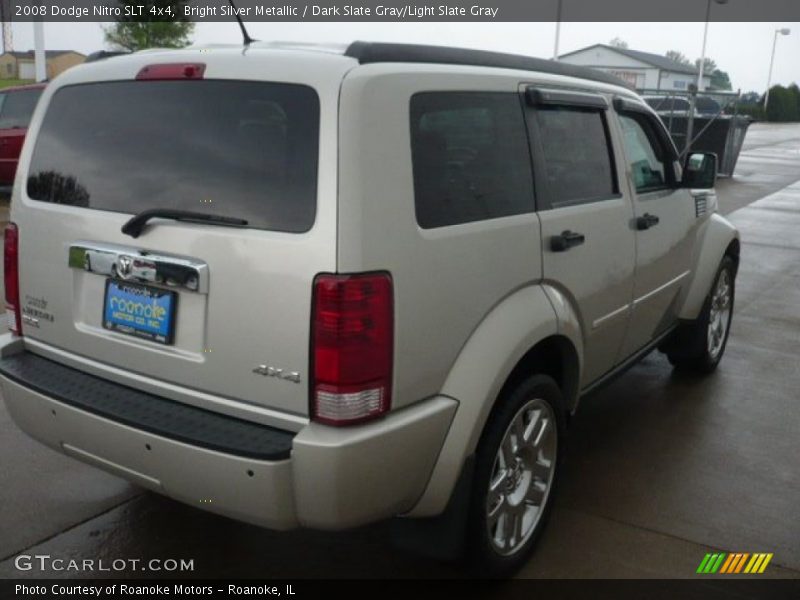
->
[550,230,586,252]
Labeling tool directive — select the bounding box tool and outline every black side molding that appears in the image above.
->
[0,352,295,460]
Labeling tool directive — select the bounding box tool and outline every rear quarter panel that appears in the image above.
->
[336,64,544,412]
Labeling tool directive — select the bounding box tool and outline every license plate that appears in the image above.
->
[103,280,177,345]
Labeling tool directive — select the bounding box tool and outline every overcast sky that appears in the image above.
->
[10,21,800,92]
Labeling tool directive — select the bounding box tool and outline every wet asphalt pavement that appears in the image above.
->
[1,123,799,580]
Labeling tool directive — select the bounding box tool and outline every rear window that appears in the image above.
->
[410,92,534,229]
[27,81,320,233]
[534,107,617,207]
[0,88,43,129]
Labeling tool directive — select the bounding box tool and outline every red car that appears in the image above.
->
[0,83,45,194]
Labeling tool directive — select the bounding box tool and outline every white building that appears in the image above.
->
[558,44,711,92]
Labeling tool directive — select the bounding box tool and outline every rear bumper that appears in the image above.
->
[0,338,457,531]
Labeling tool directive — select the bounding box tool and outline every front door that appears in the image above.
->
[524,88,636,387]
[613,108,697,358]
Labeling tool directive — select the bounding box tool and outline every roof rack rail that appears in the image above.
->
[344,41,632,90]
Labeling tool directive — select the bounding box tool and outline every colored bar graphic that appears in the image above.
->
[701,552,774,575]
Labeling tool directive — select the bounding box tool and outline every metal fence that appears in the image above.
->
[639,89,750,177]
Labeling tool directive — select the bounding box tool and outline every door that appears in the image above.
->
[19,62,35,80]
[524,88,636,387]
[613,106,697,358]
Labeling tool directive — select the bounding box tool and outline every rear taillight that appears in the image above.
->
[311,273,393,426]
[4,222,21,336]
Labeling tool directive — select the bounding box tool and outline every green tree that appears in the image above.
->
[609,37,629,49]
[765,85,800,122]
[104,0,194,52]
[665,50,692,66]
[709,69,732,91]
[695,57,717,75]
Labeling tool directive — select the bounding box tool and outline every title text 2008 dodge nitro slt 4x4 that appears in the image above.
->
[0,42,738,576]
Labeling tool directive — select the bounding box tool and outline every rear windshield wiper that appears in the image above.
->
[122,209,249,238]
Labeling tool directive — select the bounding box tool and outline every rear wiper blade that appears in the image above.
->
[122,209,249,238]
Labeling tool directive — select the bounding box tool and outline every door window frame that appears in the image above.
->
[613,97,681,193]
[522,86,622,211]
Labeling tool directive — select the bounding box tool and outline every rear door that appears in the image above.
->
[523,88,636,387]
[14,59,341,421]
[612,102,696,358]
[0,87,43,186]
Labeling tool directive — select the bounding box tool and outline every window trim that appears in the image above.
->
[525,87,609,111]
[524,98,622,211]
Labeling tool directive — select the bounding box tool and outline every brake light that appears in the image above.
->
[136,63,205,81]
[311,273,393,426]
[4,223,21,336]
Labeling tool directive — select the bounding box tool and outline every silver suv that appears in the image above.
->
[0,42,739,576]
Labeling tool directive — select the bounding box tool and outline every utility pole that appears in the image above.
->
[764,28,791,113]
[0,1,13,52]
[553,0,562,60]
[33,20,45,81]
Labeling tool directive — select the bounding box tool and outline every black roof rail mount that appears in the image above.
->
[345,41,632,90]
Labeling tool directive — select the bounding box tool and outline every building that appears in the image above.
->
[0,50,85,81]
[558,44,711,92]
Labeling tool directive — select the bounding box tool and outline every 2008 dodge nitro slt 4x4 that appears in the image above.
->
[0,42,738,576]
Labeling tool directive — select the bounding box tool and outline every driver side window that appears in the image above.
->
[619,115,668,193]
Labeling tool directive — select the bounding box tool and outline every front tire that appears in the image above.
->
[665,255,735,373]
[467,374,565,578]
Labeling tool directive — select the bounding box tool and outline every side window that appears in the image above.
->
[534,107,617,207]
[619,114,669,193]
[410,92,534,229]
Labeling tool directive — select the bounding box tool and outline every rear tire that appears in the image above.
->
[466,374,565,578]
[665,255,735,374]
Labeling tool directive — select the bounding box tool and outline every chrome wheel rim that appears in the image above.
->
[707,269,732,361]
[486,398,557,557]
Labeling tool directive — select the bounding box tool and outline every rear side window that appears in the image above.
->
[27,81,319,233]
[410,92,534,229]
[534,107,617,207]
[0,88,43,129]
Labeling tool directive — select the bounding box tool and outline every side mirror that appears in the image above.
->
[682,152,717,189]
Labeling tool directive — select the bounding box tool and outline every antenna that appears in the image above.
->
[227,0,256,46]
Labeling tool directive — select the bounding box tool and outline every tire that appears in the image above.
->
[665,255,735,374]
[467,374,565,578]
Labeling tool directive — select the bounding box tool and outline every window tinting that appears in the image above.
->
[0,88,43,129]
[535,107,616,207]
[27,81,319,233]
[410,92,534,229]
[619,115,668,193]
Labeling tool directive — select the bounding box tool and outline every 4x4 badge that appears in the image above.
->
[253,364,301,384]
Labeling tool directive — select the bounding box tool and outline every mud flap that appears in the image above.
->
[390,455,475,561]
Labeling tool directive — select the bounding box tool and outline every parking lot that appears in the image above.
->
[1,123,799,579]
